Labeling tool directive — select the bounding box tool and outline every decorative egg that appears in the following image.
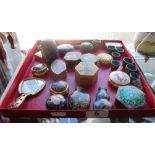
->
[40,39,58,65]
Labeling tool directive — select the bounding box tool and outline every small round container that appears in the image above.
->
[107,45,117,54]
[111,60,120,71]
[107,45,115,50]
[112,52,121,60]
[123,57,133,68]
[109,71,130,88]
[50,81,69,96]
[130,72,140,82]
[32,63,49,77]
[125,64,137,75]
[115,47,125,55]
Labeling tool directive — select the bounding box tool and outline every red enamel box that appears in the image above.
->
[0,40,155,118]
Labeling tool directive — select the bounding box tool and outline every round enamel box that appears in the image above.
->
[32,63,49,77]
[50,81,69,96]
[109,71,130,87]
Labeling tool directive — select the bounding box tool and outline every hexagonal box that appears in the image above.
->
[75,62,99,86]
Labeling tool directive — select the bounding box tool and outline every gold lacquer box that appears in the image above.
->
[75,62,99,86]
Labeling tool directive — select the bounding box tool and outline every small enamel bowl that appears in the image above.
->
[123,57,133,68]
[115,47,125,55]
[125,63,137,75]
[111,60,120,71]
[130,72,140,82]
[107,45,117,54]
[112,52,121,60]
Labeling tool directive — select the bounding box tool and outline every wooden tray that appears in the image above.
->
[0,40,155,118]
